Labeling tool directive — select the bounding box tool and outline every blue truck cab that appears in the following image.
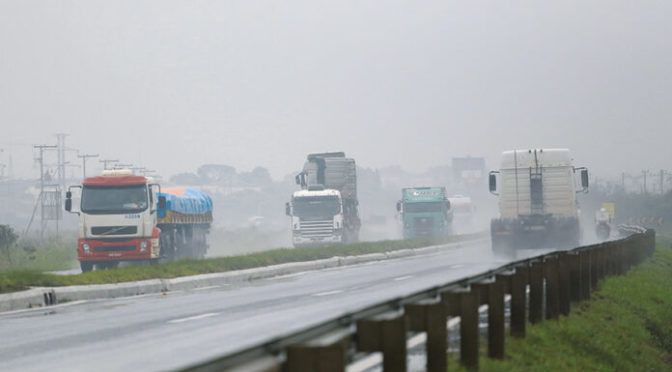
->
[397,187,452,239]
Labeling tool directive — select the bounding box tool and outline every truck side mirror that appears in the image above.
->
[295,174,301,185]
[65,197,72,212]
[158,195,167,210]
[285,202,291,216]
[489,173,497,194]
[396,201,401,212]
[445,200,451,210]
[581,169,589,189]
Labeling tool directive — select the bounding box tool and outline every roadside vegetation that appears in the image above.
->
[0,227,78,272]
[449,236,672,371]
[0,232,483,294]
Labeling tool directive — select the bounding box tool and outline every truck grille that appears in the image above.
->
[91,226,137,235]
[299,220,334,238]
[414,217,435,236]
[93,245,137,252]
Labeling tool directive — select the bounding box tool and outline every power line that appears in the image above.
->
[99,158,119,170]
[77,153,99,179]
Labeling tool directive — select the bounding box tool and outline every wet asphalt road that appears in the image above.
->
[1,239,554,372]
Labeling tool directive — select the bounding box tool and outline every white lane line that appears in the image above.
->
[168,312,220,324]
[312,290,343,297]
[0,300,90,316]
[193,285,225,291]
[394,275,414,281]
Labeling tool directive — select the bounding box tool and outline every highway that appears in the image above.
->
[0,239,553,372]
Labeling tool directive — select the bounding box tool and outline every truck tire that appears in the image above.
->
[80,261,93,273]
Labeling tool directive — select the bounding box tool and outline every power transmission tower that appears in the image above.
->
[78,153,99,179]
[100,158,119,170]
[33,144,57,239]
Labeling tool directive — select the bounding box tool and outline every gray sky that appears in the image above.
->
[1,1,670,180]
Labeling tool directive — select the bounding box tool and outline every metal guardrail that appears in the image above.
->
[181,229,656,372]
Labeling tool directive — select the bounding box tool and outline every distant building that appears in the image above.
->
[452,157,486,186]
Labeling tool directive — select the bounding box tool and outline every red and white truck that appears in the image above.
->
[65,169,213,272]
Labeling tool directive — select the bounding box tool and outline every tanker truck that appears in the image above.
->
[65,169,212,272]
[286,152,361,247]
[488,149,589,257]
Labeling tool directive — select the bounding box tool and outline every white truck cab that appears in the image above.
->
[286,187,345,247]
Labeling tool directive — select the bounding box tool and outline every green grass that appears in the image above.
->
[0,233,483,294]
[449,236,672,372]
[0,236,78,272]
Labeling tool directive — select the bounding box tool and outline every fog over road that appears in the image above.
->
[0,239,555,372]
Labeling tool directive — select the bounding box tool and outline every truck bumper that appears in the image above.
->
[78,237,159,262]
[292,233,343,248]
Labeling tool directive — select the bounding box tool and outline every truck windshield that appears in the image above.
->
[404,202,444,213]
[293,196,340,219]
[81,185,148,214]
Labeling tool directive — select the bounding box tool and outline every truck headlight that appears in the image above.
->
[82,243,91,254]
[140,241,148,252]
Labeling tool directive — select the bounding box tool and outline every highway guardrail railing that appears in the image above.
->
[181,229,656,372]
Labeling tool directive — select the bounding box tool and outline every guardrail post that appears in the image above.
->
[579,250,591,300]
[405,300,447,372]
[589,249,599,290]
[544,257,560,320]
[568,252,581,302]
[529,260,544,324]
[598,246,608,281]
[608,242,617,276]
[357,312,407,372]
[474,278,504,360]
[557,253,571,316]
[445,287,480,370]
[286,329,351,372]
[510,266,527,338]
[642,229,655,258]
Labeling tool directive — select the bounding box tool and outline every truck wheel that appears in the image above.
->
[80,261,93,273]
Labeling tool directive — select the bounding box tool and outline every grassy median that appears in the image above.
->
[449,236,672,371]
[0,233,483,294]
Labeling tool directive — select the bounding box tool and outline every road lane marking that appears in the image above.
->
[193,285,225,291]
[168,312,220,324]
[312,290,343,297]
[393,275,414,281]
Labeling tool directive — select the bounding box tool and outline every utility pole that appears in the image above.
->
[662,170,666,195]
[0,148,4,180]
[34,144,57,239]
[78,153,99,179]
[99,158,119,170]
[55,133,68,192]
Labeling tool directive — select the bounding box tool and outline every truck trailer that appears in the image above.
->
[488,149,588,256]
[287,152,361,247]
[65,169,213,272]
[396,187,452,239]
